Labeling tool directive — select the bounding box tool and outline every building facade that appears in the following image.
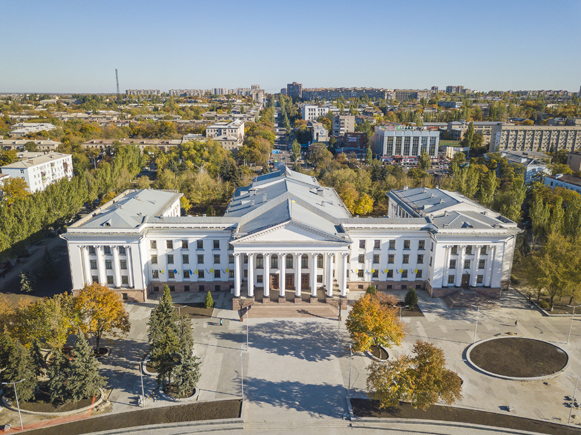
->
[205,120,245,150]
[332,115,355,137]
[287,82,303,100]
[544,174,581,195]
[301,105,329,121]
[490,124,581,153]
[0,152,73,193]
[374,126,440,157]
[62,167,518,303]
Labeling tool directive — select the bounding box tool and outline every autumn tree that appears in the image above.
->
[291,140,301,162]
[75,283,131,351]
[346,293,405,353]
[418,152,431,171]
[1,177,30,205]
[367,340,462,410]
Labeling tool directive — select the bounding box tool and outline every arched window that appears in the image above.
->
[271,254,278,269]
[301,254,308,269]
[286,254,293,269]
[256,254,264,269]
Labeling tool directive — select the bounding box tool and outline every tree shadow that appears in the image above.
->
[244,377,346,419]
[214,320,344,362]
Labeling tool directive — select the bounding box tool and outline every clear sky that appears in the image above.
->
[1,0,580,94]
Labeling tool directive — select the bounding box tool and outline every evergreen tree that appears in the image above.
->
[172,347,201,397]
[30,339,46,378]
[148,285,178,346]
[0,336,37,402]
[404,288,419,310]
[177,316,194,353]
[204,291,214,309]
[39,247,57,279]
[20,268,34,293]
[148,286,179,386]
[47,349,69,404]
[67,334,106,402]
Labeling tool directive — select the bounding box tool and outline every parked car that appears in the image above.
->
[0,260,11,270]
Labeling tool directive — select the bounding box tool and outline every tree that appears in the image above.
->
[24,141,39,151]
[47,349,70,404]
[367,340,462,410]
[0,149,18,166]
[172,346,201,397]
[346,293,405,353]
[460,122,474,148]
[1,177,30,205]
[20,268,34,293]
[354,193,374,215]
[135,176,151,190]
[75,283,131,351]
[530,193,550,247]
[418,152,431,171]
[404,288,418,310]
[67,334,106,402]
[204,291,214,308]
[0,335,37,402]
[30,339,46,378]
[291,140,301,162]
[148,286,179,385]
[365,146,373,165]
[478,170,498,208]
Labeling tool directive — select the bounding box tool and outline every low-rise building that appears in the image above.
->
[0,152,73,193]
[493,151,550,184]
[343,132,367,150]
[205,120,245,150]
[0,139,60,151]
[301,105,329,121]
[82,139,181,152]
[566,151,581,172]
[9,123,56,138]
[448,121,502,144]
[307,121,329,144]
[374,125,440,158]
[438,101,463,109]
[544,174,581,195]
[490,124,581,153]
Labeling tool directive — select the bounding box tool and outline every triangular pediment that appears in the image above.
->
[233,221,347,244]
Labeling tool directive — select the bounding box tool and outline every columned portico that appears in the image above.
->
[455,245,465,287]
[341,253,348,297]
[126,246,134,288]
[234,253,241,297]
[442,245,451,287]
[82,246,92,285]
[470,245,482,287]
[97,246,107,285]
[113,246,121,287]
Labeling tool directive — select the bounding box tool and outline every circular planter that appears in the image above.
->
[1,388,105,416]
[142,355,156,376]
[94,347,109,358]
[366,345,389,362]
[160,386,198,402]
[466,336,570,381]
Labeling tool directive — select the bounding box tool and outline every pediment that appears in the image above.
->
[234,221,346,244]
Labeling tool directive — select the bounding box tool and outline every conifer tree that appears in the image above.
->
[148,286,179,385]
[20,268,34,293]
[204,291,214,309]
[172,347,201,397]
[0,336,37,402]
[47,349,69,404]
[30,339,46,378]
[67,334,105,402]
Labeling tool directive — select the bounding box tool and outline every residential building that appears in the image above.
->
[491,151,550,184]
[374,125,440,157]
[446,86,465,94]
[82,139,181,152]
[205,120,245,150]
[395,90,429,101]
[332,115,355,137]
[438,101,463,109]
[544,174,581,195]
[9,123,56,138]
[0,152,73,193]
[567,151,581,172]
[301,88,392,100]
[62,166,518,302]
[301,105,329,121]
[447,121,499,144]
[0,139,60,151]
[287,82,303,100]
[126,90,162,96]
[343,132,367,150]
[489,124,581,152]
[307,121,329,144]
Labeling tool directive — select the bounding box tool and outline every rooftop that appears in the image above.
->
[549,174,581,187]
[1,152,71,169]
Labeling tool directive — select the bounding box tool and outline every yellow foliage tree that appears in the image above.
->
[75,283,131,351]
[346,293,404,353]
[1,177,30,205]
[339,182,359,214]
[354,193,374,215]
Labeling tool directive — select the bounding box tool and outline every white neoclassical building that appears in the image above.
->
[62,166,520,303]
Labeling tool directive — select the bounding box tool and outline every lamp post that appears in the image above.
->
[348,344,353,399]
[567,305,580,345]
[130,361,146,407]
[246,305,252,351]
[568,374,579,424]
[398,305,409,322]
[2,379,25,429]
[240,345,244,399]
[175,305,187,316]
[471,304,480,343]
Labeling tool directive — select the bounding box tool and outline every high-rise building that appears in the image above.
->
[287,82,303,99]
[374,126,440,157]
[332,115,355,137]
[446,86,465,94]
[490,123,581,153]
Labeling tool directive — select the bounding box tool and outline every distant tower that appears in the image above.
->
[115,69,120,95]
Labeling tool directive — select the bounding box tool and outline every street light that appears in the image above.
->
[130,361,146,407]
[567,374,579,424]
[567,305,580,345]
[240,345,244,400]
[348,344,353,399]
[397,305,409,322]
[471,305,480,343]
[174,305,187,316]
[2,379,25,430]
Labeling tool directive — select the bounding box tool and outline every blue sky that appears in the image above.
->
[1,0,580,93]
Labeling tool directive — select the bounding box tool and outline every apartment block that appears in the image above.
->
[489,124,581,152]
[0,152,73,193]
[287,82,303,100]
[301,105,330,121]
[126,90,162,96]
[332,115,355,137]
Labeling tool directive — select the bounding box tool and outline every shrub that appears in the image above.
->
[204,291,214,309]
[404,288,418,310]
[366,285,377,295]
[538,300,550,310]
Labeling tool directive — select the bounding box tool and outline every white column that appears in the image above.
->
[280,253,286,297]
[311,253,318,297]
[112,246,121,287]
[234,253,241,297]
[264,254,270,298]
[327,253,334,297]
[455,246,465,287]
[82,246,93,285]
[484,246,492,286]
[442,246,450,287]
[341,253,348,297]
[247,253,254,298]
[126,246,134,288]
[471,246,481,287]
[97,246,107,285]
[295,253,302,297]
[489,246,499,287]
[323,253,328,288]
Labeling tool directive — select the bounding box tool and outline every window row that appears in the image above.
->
[448,274,484,284]
[90,260,127,269]
[152,254,225,265]
[449,259,486,269]
[91,275,129,285]
[450,245,488,255]
[358,239,427,250]
[354,269,423,279]
[357,254,426,264]
[88,246,126,255]
[150,239,221,250]
[152,269,232,280]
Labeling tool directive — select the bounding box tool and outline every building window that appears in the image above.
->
[403,255,409,264]
[169,285,175,292]
[199,284,205,292]
[478,259,485,269]
[150,240,157,250]
[119,246,126,255]
[317,275,323,283]
[387,270,393,278]
[358,270,364,278]
[466,246,473,255]
[197,255,204,264]
[358,254,365,263]
[229,270,235,278]
[301,255,308,269]
[317,255,323,268]
[153,286,159,292]
[464,260,470,269]
[477,275,484,284]
[431,242,434,252]
[481,246,487,255]
[429,257,432,267]
[359,240,366,249]
[182,240,188,249]
[105,260,112,270]
[257,274,263,284]
[184,285,190,292]
[388,254,394,264]
[389,240,396,250]
[417,254,424,264]
[89,246,96,255]
[169,270,175,279]
[120,260,127,270]
[372,270,379,278]
[452,246,459,255]
[90,260,97,269]
[214,269,221,279]
[374,240,380,249]
[184,270,190,279]
[403,240,410,249]
[271,255,278,269]
[212,254,219,264]
[151,255,158,264]
[183,254,189,264]
[286,255,293,268]
[450,259,456,269]
[418,240,425,250]
[373,254,380,264]
[152,270,159,279]
[167,240,173,249]
[213,240,220,249]
[215,285,220,292]
[244,255,248,264]
[416,270,423,278]
[448,275,455,284]
[402,270,408,279]
[197,240,203,249]
[92,276,99,283]
[122,276,128,285]
[104,246,111,255]
[167,255,174,264]
[107,276,114,285]
[229,254,234,264]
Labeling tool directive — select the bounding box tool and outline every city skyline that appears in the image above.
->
[1,0,580,93]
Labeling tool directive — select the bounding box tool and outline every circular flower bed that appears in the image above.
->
[367,345,389,362]
[163,385,197,401]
